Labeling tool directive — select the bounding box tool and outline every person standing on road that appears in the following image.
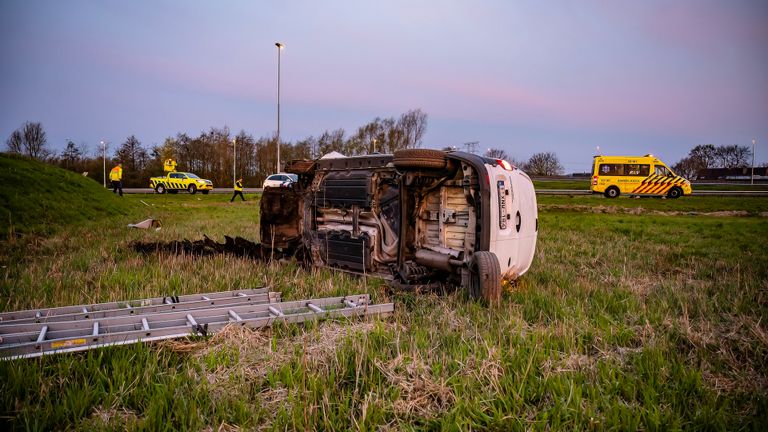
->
[230,178,245,202]
[109,163,123,197]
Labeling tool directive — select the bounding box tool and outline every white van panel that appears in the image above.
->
[487,165,537,278]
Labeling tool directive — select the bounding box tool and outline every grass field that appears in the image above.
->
[533,178,768,191]
[1,187,767,430]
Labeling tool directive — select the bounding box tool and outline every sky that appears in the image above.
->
[1,0,766,173]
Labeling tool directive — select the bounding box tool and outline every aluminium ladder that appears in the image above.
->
[0,291,393,360]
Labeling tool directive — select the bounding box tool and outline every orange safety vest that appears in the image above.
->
[109,166,122,181]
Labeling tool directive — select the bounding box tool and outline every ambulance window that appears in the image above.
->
[655,166,671,176]
[626,164,650,176]
[599,164,623,176]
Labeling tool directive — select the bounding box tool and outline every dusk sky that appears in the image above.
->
[1,0,766,173]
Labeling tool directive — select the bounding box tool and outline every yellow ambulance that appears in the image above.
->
[591,154,692,199]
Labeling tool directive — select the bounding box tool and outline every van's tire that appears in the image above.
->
[604,186,620,199]
[667,187,682,199]
[155,184,166,194]
[202,190,209,195]
[188,184,197,195]
[468,251,502,304]
[393,149,447,170]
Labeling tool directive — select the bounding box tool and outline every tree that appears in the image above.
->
[714,144,751,168]
[5,122,50,160]
[115,135,150,187]
[60,140,84,171]
[6,130,22,153]
[671,156,703,179]
[524,152,564,176]
[485,148,510,160]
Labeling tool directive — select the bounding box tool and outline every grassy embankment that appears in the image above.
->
[1,157,766,430]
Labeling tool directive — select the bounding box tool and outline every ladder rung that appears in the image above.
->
[307,303,324,313]
[92,322,99,336]
[228,310,243,322]
[141,318,150,331]
[268,306,284,317]
[186,314,197,327]
[37,326,48,343]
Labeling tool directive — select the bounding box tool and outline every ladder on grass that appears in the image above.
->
[0,288,393,360]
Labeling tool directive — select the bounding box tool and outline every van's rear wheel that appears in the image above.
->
[604,186,620,199]
[667,187,682,199]
[468,251,502,304]
[393,149,447,170]
[155,184,166,194]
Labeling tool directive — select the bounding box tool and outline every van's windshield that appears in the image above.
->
[654,165,672,176]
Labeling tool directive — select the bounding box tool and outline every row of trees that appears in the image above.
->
[4,110,430,187]
[484,148,564,176]
[672,144,753,178]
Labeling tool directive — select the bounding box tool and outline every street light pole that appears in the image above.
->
[233,137,237,186]
[752,138,756,185]
[100,140,106,188]
[275,42,284,173]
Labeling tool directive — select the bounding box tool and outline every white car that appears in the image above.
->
[259,149,538,303]
[262,173,298,189]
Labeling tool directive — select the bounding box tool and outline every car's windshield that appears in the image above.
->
[185,173,200,179]
[654,166,672,176]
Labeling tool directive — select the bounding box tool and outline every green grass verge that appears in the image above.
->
[533,179,768,191]
[0,154,131,239]
[1,194,766,430]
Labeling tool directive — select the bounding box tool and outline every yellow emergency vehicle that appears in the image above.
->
[591,154,692,199]
[149,159,214,194]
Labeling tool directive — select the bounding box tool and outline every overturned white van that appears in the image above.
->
[260,149,538,302]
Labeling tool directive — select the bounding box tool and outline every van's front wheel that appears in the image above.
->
[604,186,620,199]
[468,251,501,304]
[667,187,682,199]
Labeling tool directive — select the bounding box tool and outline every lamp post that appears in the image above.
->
[100,140,106,188]
[752,138,756,185]
[275,42,284,173]
[233,137,237,186]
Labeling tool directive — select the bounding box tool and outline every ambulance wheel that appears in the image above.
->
[393,149,447,170]
[188,184,197,195]
[202,190,209,195]
[468,251,502,304]
[155,184,166,194]
[604,186,620,199]
[667,187,682,199]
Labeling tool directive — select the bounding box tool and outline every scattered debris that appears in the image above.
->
[127,218,162,230]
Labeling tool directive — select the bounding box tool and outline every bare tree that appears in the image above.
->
[60,140,83,171]
[714,144,751,168]
[485,148,510,160]
[21,122,49,160]
[6,130,23,153]
[524,152,564,176]
[671,156,703,179]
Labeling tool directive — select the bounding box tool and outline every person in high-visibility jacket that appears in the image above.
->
[230,178,245,202]
[109,163,123,197]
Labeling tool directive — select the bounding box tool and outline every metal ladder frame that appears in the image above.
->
[0,293,393,360]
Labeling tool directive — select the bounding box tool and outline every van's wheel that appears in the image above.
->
[155,184,166,194]
[393,149,447,169]
[667,187,682,199]
[188,184,197,195]
[468,251,502,304]
[604,186,620,199]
